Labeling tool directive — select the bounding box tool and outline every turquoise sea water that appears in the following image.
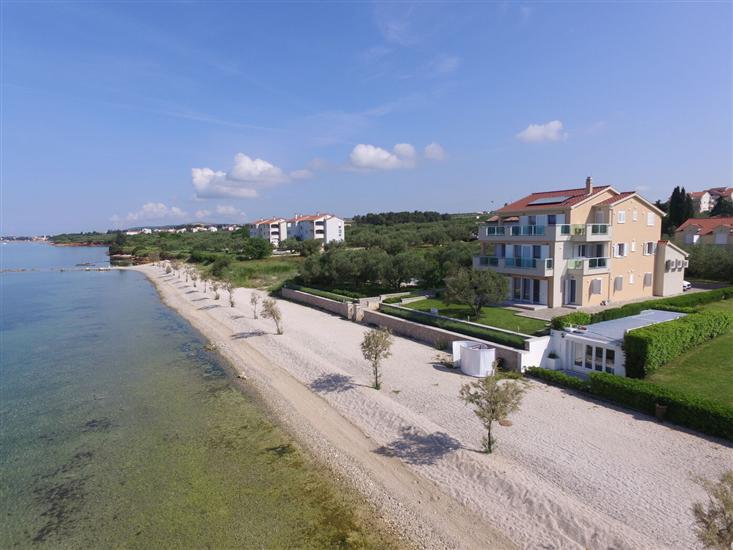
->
[0,243,390,548]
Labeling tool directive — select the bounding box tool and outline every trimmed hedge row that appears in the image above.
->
[382,296,403,304]
[378,304,527,349]
[525,367,588,391]
[624,311,733,378]
[552,286,733,329]
[587,373,733,441]
[284,284,354,303]
[526,369,733,441]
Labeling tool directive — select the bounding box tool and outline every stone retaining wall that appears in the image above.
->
[281,288,353,319]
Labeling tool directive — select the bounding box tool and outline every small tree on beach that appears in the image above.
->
[360,328,393,390]
[459,376,525,454]
[165,265,172,275]
[224,282,235,307]
[250,293,261,319]
[692,470,733,549]
[191,272,198,288]
[212,282,220,300]
[261,298,283,334]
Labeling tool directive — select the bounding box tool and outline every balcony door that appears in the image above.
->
[566,278,577,305]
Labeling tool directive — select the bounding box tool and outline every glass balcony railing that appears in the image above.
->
[590,224,609,235]
[569,257,609,270]
[484,225,545,236]
[485,226,506,236]
[476,256,552,270]
[559,224,610,236]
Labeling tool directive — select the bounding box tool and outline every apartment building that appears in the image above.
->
[287,214,345,243]
[475,177,687,309]
[687,187,733,213]
[248,218,287,245]
[675,217,733,248]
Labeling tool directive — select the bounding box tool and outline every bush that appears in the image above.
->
[382,296,403,304]
[378,304,527,349]
[624,311,733,378]
[284,284,353,303]
[551,311,592,330]
[588,373,733,441]
[210,256,232,278]
[526,368,589,391]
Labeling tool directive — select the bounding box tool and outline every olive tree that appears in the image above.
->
[224,282,235,307]
[692,470,733,549]
[444,268,508,318]
[459,376,525,453]
[261,298,283,334]
[360,328,393,390]
[212,282,220,300]
[250,293,260,319]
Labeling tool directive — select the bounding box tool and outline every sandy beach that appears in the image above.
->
[138,265,732,549]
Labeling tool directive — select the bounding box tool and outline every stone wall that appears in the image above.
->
[362,309,524,371]
[281,288,353,319]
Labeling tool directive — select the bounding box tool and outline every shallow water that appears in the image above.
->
[0,244,390,548]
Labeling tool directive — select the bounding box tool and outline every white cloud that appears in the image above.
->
[349,143,416,170]
[116,202,189,223]
[215,205,242,216]
[516,120,567,143]
[195,209,211,219]
[192,152,290,199]
[424,142,446,160]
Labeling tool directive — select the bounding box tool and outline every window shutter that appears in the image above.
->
[614,276,623,291]
[643,272,653,287]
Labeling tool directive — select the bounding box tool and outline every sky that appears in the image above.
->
[2,1,731,235]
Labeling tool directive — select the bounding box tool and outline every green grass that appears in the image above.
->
[404,298,548,336]
[647,299,733,407]
[212,257,304,289]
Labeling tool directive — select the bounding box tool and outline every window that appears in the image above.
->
[591,279,602,295]
[615,243,626,257]
[605,349,615,374]
[548,214,557,225]
[632,208,638,221]
[643,272,653,287]
[647,212,655,226]
[631,240,636,252]
[585,345,594,369]
[617,210,626,224]
[629,273,635,285]
[578,244,587,257]
[574,343,584,368]
[532,245,541,259]
[644,242,656,255]
[528,215,537,226]
[614,276,623,291]
[595,347,604,371]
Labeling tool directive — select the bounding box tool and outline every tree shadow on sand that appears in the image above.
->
[198,304,220,310]
[374,426,462,466]
[309,373,360,394]
[231,330,265,340]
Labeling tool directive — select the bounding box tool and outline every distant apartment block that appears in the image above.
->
[675,217,733,248]
[287,214,345,243]
[688,187,733,213]
[475,177,688,309]
[248,214,345,245]
[248,218,288,245]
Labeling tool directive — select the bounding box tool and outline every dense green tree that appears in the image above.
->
[241,237,272,260]
[711,198,733,217]
[444,268,508,317]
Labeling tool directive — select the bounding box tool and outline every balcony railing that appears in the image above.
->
[485,225,545,236]
[568,257,609,270]
[476,256,553,270]
[559,224,610,236]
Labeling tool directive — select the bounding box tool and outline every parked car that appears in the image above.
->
[682,280,692,291]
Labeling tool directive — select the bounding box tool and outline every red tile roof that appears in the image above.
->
[594,191,636,207]
[676,217,733,235]
[689,191,708,199]
[496,186,611,213]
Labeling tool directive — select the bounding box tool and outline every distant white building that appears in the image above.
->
[207,226,218,232]
[125,230,141,236]
[141,228,153,234]
[287,214,345,243]
[248,218,287,245]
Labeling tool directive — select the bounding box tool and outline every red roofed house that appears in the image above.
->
[248,217,287,245]
[675,217,733,248]
[475,177,688,308]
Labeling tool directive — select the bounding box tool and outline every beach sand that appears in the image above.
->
[138,265,732,549]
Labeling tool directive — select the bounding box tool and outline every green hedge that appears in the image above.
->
[379,304,527,349]
[551,286,733,329]
[382,296,403,304]
[551,311,592,330]
[284,284,354,303]
[588,373,733,441]
[526,368,589,391]
[624,311,733,378]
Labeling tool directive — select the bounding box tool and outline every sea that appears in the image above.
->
[0,242,387,549]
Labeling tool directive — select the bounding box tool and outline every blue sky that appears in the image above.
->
[3,1,731,234]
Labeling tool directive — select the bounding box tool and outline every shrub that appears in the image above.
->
[551,311,592,330]
[378,304,527,349]
[210,256,232,278]
[624,311,733,378]
[382,296,403,304]
[284,284,353,303]
[588,373,733,441]
[526,367,589,391]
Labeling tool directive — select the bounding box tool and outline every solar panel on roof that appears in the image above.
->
[527,195,572,206]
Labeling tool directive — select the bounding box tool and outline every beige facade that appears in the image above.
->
[475,178,685,309]
[248,218,287,245]
[654,241,689,297]
[675,217,733,249]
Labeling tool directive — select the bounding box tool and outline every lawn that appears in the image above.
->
[647,299,733,407]
[404,298,549,336]
[214,256,304,289]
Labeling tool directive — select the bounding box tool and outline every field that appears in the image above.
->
[404,298,549,336]
[203,256,304,289]
[647,299,733,407]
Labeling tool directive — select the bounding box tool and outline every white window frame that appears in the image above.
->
[615,242,627,257]
[643,241,656,255]
[631,240,636,252]
[590,278,602,295]
[647,212,655,226]
[643,272,653,287]
[629,273,635,285]
[617,210,626,224]
[632,208,638,221]
[614,276,623,291]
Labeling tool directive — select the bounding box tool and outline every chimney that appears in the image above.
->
[585,176,593,194]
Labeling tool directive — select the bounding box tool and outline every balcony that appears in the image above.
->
[567,257,610,275]
[480,223,611,242]
[473,256,554,277]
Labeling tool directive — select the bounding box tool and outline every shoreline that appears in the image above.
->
[136,265,508,550]
[134,263,733,550]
